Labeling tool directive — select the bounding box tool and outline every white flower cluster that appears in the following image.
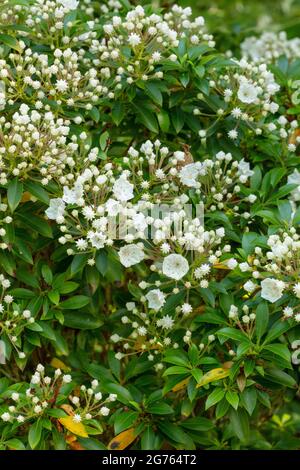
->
[0,47,101,111]
[194,58,281,142]
[0,274,34,359]
[89,5,214,94]
[111,296,214,362]
[0,104,88,184]
[238,228,300,320]
[0,365,118,424]
[0,200,13,250]
[44,140,238,286]
[179,151,255,214]
[241,32,300,64]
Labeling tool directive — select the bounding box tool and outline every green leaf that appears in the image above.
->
[146,402,174,415]
[144,82,163,106]
[171,108,185,133]
[111,102,126,126]
[205,388,225,410]
[0,34,22,52]
[180,417,213,432]
[157,109,170,133]
[7,178,23,212]
[59,282,79,294]
[226,390,239,410]
[133,105,159,133]
[24,181,50,205]
[264,319,292,344]
[28,419,42,449]
[18,213,52,238]
[229,409,249,442]
[5,438,25,450]
[265,368,297,388]
[215,398,230,419]
[141,426,157,450]
[114,411,139,434]
[158,421,195,448]
[59,295,90,309]
[9,288,35,299]
[62,312,103,330]
[163,350,190,367]
[163,366,190,376]
[95,251,108,276]
[42,264,53,285]
[262,344,291,364]
[242,388,257,415]
[70,254,89,275]
[217,327,251,344]
[255,302,269,341]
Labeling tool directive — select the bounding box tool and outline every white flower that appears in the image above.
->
[237,81,259,104]
[237,159,254,179]
[157,315,174,330]
[179,163,201,188]
[45,198,65,220]
[128,33,141,47]
[243,280,256,293]
[228,129,238,140]
[100,406,110,416]
[56,79,68,92]
[261,278,285,303]
[62,374,72,383]
[226,258,238,269]
[63,183,83,204]
[119,244,145,267]
[106,198,121,216]
[288,169,300,201]
[162,254,189,280]
[181,303,192,315]
[152,51,161,62]
[283,306,293,318]
[11,393,19,402]
[73,414,82,423]
[1,412,10,422]
[58,0,79,10]
[87,231,106,249]
[293,283,300,299]
[145,289,166,311]
[112,177,134,202]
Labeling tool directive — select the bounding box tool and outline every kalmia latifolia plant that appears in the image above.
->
[0,0,300,451]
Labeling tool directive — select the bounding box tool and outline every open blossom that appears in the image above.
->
[237,81,259,104]
[293,283,300,299]
[112,177,134,202]
[179,163,201,187]
[58,0,79,10]
[119,244,145,267]
[145,289,166,311]
[261,278,285,303]
[162,254,189,281]
[288,169,300,201]
[45,198,65,220]
[157,315,174,330]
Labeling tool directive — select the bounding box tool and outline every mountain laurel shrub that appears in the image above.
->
[0,0,300,451]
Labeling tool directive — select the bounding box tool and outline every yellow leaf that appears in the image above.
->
[21,192,32,202]
[60,404,74,416]
[213,263,230,270]
[171,377,190,392]
[59,416,88,438]
[50,358,71,372]
[108,428,137,450]
[196,367,230,388]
